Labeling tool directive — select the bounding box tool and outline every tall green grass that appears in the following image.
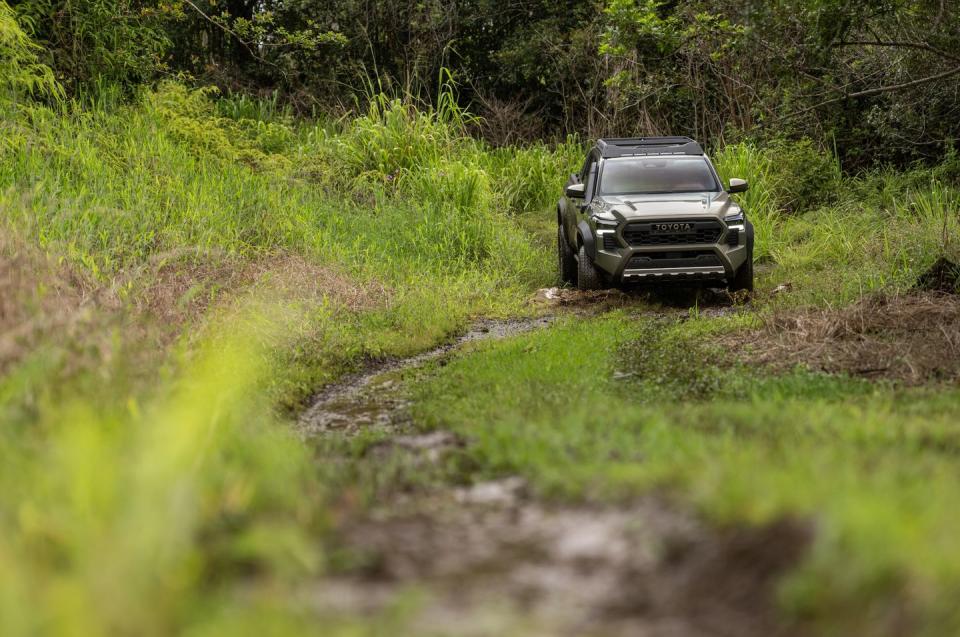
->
[714,141,958,303]
[3,81,578,281]
[712,143,781,261]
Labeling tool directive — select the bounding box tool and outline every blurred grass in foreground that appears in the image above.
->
[0,75,578,634]
[0,301,330,635]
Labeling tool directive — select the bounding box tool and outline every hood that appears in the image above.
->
[597,191,739,222]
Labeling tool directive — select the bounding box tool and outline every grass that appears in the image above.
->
[3,70,960,635]
[0,80,579,635]
[1,80,581,403]
[712,142,960,305]
[414,308,960,635]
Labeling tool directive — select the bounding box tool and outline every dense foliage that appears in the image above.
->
[8,0,960,165]
[0,1,60,101]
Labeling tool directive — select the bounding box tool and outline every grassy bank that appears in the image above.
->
[2,81,584,402]
[0,82,577,634]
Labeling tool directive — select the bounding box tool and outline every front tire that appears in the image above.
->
[728,245,754,293]
[577,244,603,290]
[558,227,577,285]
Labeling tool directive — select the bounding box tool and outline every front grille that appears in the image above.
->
[623,219,723,246]
[627,250,722,270]
[602,234,619,250]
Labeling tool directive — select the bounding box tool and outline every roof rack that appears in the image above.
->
[596,136,703,158]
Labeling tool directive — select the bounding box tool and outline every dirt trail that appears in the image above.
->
[298,301,808,636]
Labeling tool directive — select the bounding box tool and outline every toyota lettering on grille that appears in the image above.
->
[651,222,693,232]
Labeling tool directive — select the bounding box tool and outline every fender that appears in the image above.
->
[745,218,755,251]
[576,220,596,260]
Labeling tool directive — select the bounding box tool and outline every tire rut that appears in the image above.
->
[297,316,555,436]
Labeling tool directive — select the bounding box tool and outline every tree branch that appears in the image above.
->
[179,0,280,70]
[780,65,960,121]
[835,40,960,64]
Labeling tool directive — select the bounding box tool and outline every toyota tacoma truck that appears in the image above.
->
[558,137,754,292]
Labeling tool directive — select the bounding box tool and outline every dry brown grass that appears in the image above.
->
[245,254,389,312]
[736,292,960,384]
[1,235,388,379]
[0,236,100,374]
[120,250,387,325]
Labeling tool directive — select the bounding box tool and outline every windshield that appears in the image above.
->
[598,156,720,195]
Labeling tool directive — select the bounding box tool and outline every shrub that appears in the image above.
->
[145,82,295,169]
[485,137,583,214]
[0,2,61,103]
[764,138,842,213]
[11,0,169,93]
[330,93,474,185]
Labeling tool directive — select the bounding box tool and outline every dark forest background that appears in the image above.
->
[12,0,960,166]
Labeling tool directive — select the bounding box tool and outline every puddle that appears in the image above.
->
[297,316,554,436]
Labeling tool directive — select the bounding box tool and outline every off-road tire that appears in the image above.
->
[728,245,754,293]
[558,227,577,285]
[577,244,603,290]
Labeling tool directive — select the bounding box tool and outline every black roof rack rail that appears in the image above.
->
[596,136,703,158]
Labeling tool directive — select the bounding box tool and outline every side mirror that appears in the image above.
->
[565,183,586,199]
[728,178,749,194]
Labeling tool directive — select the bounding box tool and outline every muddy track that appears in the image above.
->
[297,305,809,636]
[298,316,555,436]
[312,495,809,637]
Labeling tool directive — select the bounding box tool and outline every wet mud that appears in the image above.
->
[531,284,739,314]
[298,316,554,436]
[311,491,809,637]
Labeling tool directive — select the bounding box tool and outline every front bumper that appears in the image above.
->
[593,219,748,283]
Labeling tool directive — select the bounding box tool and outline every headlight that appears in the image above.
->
[593,215,618,229]
[724,211,745,224]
